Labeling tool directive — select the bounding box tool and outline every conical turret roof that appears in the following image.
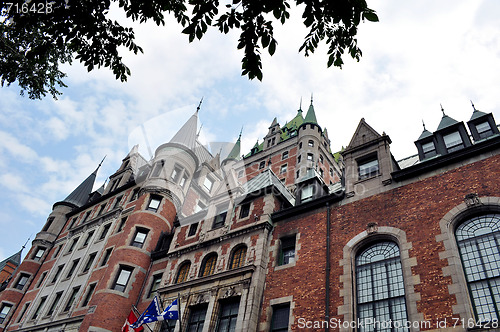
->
[304,99,318,124]
[169,109,199,149]
[62,168,98,208]
[226,132,242,161]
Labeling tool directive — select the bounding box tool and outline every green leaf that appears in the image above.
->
[363,12,379,22]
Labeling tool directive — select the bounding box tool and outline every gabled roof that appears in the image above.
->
[346,118,382,150]
[470,108,488,121]
[436,114,459,131]
[417,128,433,140]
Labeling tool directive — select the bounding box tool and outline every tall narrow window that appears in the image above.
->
[187,305,208,332]
[308,140,314,147]
[300,185,314,203]
[36,272,47,288]
[63,286,80,312]
[282,151,289,160]
[200,254,217,277]
[97,204,106,216]
[51,265,64,283]
[175,262,191,283]
[47,291,63,316]
[188,223,198,237]
[42,217,54,232]
[213,208,227,229]
[67,237,79,253]
[278,236,296,266]
[0,303,12,324]
[81,283,97,307]
[101,248,112,266]
[66,259,80,278]
[148,274,163,297]
[130,188,140,202]
[99,224,111,240]
[113,195,123,209]
[239,203,250,219]
[80,211,91,224]
[204,177,214,191]
[16,302,30,323]
[455,214,500,322]
[355,241,408,331]
[216,299,240,332]
[147,195,162,212]
[83,230,94,247]
[271,303,290,332]
[280,164,287,174]
[113,266,133,292]
[117,217,127,233]
[171,165,182,183]
[83,252,97,273]
[229,246,247,269]
[32,296,47,319]
[307,153,314,162]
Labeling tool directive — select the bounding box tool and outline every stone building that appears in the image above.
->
[0,101,499,332]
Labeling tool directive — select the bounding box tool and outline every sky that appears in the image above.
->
[1,0,499,261]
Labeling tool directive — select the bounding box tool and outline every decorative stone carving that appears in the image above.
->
[367,222,378,234]
[464,193,481,207]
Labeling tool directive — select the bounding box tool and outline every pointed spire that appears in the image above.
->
[304,95,318,124]
[94,155,106,175]
[418,120,433,140]
[61,165,100,208]
[437,104,459,131]
[299,97,303,112]
[469,100,488,121]
[169,105,199,149]
[226,128,242,161]
[197,97,203,113]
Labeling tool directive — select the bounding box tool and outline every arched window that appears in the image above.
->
[200,253,217,277]
[455,213,500,322]
[175,261,191,284]
[355,241,408,330]
[229,246,247,269]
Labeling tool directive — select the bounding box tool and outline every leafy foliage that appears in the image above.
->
[0,0,377,99]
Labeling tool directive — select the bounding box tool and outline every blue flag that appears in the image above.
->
[130,297,163,328]
[161,299,179,320]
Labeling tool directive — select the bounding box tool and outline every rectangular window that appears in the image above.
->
[188,223,198,237]
[271,303,290,332]
[15,273,30,290]
[301,185,314,203]
[46,291,63,316]
[51,265,64,283]
[171,165,182,183]
[36,272,47,288]
[187,305,208,332]
[99,224,111,240]
[147,195,162,212]
[239,203,250,219]
[33,247,45,261]
[83,230,94,247]
[68,217,78,229]
[0,303,12,324]
[63,286,80,312]
[53,245,62,259]
[180,172,189,188]
[307,153,313,161]
[296,170,300,179]
[308,140,314,147]
[280,164,287,174]
[476,121,493,139]
[117,217,127,233]
[113,195,123,209]
[67,237,79,253]
[16,302,30,323]
[111,177,122,191]
[278,236,296,266]
[319,155,324,164]
[81,283,96,307]
[42,217,54,232]
[358,157,379,180]
[151,161,164,177]
[32,296,47,319]
[443,131,464,152]
[101,248,112,266]
[130,188,140,202]
[83,252,97,273]
[113,266,133,292]
[259,161,265,169]
[80,211,91,224]
[297,155,301,163]
[66,259,80,278]
[131,228,149,248]
[148,274,163,298]
[282,151,288,160]
[97,204,106,216]
[204,177,214,191]
[422,141,437,158]
[212,208,228,229]
[216,299,240,332]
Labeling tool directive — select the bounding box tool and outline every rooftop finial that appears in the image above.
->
[422,120,426,131]
[94,156,106,174]
[310,93,314,105]
[238,126,243,139]
[196,97,204,113]
[471,100,477,112]
[299,97,302,111]
[440,104,446,116]
[22,236,31,250]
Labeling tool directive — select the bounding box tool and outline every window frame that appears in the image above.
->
[175,261,191,284]
[131,228,149,248]
[14,273,30,290]
[270,303,290,332]
[148,273,163,298]
[216,298,240,332]
[63,286,81,312]
[239,203,250,219]
[147,195,162,212]
[229,246,247,270]
[187,304,208,332]
[0,303,12,324]
[200,253,217,277]
[81,283,97,307]
[112,266,133,292]
[281,151,289,160]
[357,155,379,180]
[33,247,46,261]
[278,236,296,266]
[212,208,228,229]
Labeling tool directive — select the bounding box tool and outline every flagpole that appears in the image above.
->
[132,305,154,332]
[177,293,183,332]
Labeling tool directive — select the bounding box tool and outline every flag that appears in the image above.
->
[122,309,144,332]
[160,299,179,320]
[130,296,164,329]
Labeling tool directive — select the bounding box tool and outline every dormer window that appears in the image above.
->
[443,131,464,153]
[358,156,379,180]
[204,177,214,192]
[421,141,437,159]
[301,185,314,203]
[476,121,493,139]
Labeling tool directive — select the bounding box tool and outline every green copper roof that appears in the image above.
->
[470,109,488,121]
[284,109,304,131]
[436,114,459,131]
[304,102,318,124]
[226,134,241,160]
[418,129,433,140]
